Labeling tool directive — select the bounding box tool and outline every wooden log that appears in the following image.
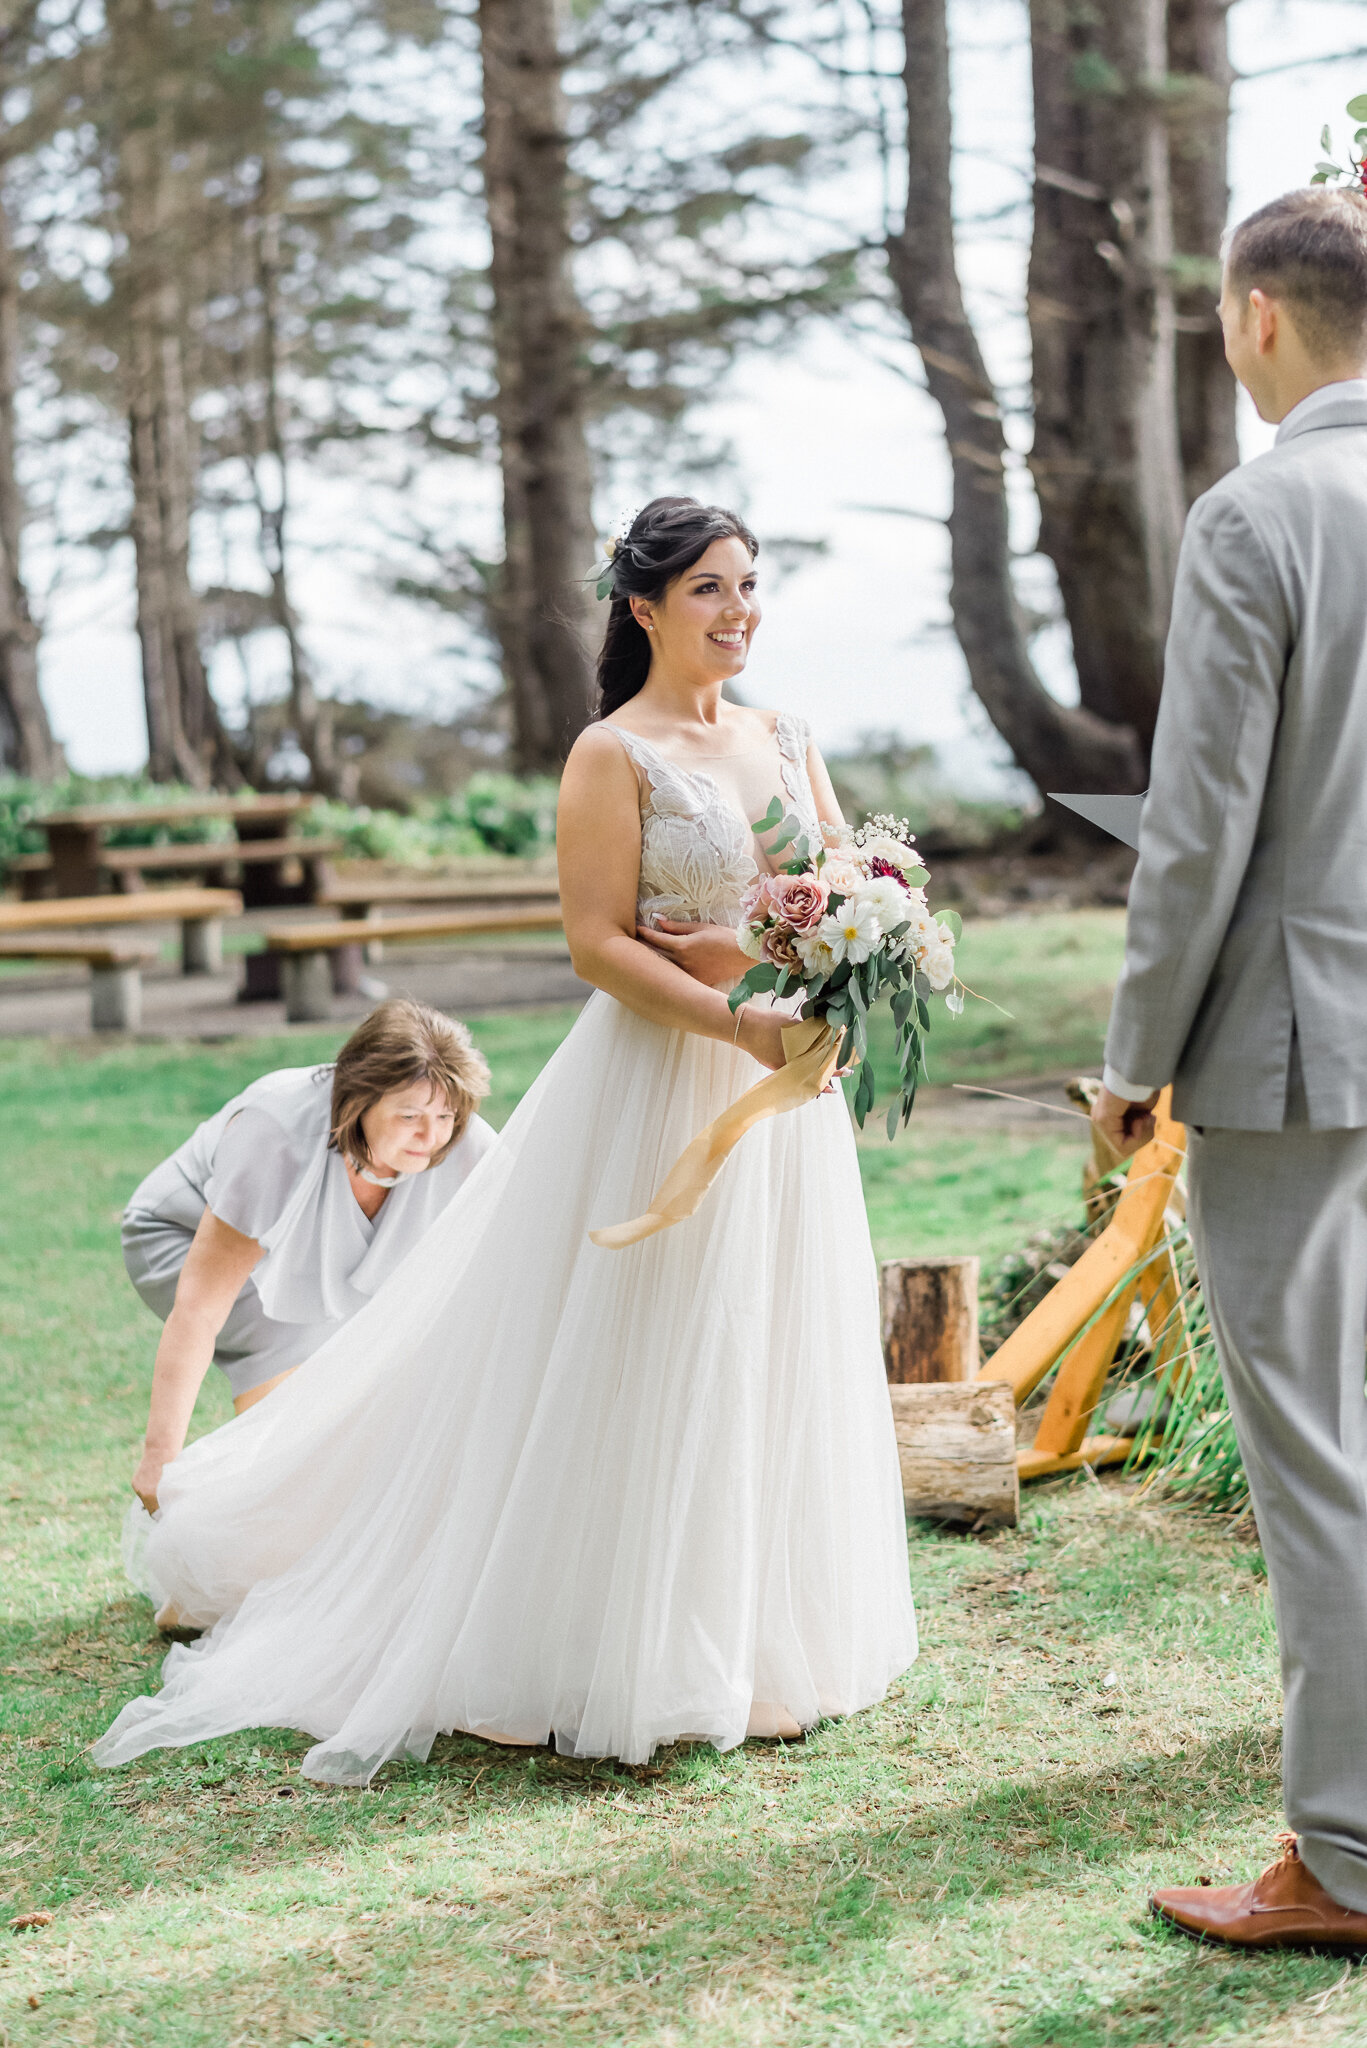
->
[880,1256,979,1383]
[889,1380,1019,1527]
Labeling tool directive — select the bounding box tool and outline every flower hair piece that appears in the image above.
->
[592,513,640,601]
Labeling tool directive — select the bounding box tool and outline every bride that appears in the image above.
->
[93,496,918,1783]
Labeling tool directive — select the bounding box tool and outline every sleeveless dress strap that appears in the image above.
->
[773,712,821,842]
[774,710,811,762]
[604,724,704,817]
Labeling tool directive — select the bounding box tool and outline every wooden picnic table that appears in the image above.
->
[27,792,326,1000]
[35,793,313,900]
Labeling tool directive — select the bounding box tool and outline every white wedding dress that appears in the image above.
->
[93,713,918,1784]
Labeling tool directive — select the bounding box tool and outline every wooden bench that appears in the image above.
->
[322,872,560,916]
[263,906,564,1022]
[0,891,244,1024]
[0,935,160,1031]
[319,872,561,975]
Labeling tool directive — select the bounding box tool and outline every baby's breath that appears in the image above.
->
[853,812,917,847]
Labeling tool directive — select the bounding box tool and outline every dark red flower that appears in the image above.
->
[870,855,910,888]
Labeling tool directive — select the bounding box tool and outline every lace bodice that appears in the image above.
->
[609,712,822,928]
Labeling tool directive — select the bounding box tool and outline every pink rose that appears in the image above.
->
[739,874,784,924]
[767,872,829,933]
[760,923,806,974]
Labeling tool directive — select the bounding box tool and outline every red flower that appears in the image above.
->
[869,855,910,889]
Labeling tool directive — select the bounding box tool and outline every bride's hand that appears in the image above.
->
[636,919,750,990]
[735,1006,789,1071]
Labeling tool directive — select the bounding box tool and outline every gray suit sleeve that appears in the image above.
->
[1103,492,1291,1089]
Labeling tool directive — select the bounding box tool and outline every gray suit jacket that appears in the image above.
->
[1105,394,1367,1131]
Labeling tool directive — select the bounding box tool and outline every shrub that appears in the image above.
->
[0,774,234,873]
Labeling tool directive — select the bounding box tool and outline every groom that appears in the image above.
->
[1092,184,1367,1951]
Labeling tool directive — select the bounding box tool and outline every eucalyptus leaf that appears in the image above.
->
[1347,92,1367,120]
[745,962,779,992]
[938,908,963,941]
[902,866,928,888]
[1322,122,1334,152]
[752,796,783,833]
[886,1099,900,1141]
[946,988,965,1016]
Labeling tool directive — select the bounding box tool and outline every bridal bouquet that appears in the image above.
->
[729,804,963,1139]
[591,805,964,1250]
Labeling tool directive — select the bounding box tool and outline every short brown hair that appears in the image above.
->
[1226,186,1367,357]
[329,999,490,1169]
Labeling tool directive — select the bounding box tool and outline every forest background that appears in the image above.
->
[0,0,1363,820]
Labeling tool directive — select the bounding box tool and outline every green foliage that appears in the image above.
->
[0,772,562,876]
[0,776,240,872]
[825,734,1025,855]
[1309,93,1367,183]
[459,772,560,858]
[298,777,558,862]
[294,796,487,864]
[1124,1230,1249,1517]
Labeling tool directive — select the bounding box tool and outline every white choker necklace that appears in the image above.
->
[348,1158,402,1189]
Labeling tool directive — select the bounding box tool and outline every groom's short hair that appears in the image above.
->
[1227,187,1367,358]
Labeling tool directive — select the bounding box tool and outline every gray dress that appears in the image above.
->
[122,1065,497,1396]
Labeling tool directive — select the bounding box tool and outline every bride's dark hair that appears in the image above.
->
[596,496,759,718]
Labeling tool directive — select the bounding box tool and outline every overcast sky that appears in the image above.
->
[35,0,1367,789]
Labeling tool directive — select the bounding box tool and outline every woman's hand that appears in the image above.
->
[735,1005,789,1071]
[636,919,750,990]
[132,1448,167,1516]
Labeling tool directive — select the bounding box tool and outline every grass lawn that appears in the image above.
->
[7,909,1358,2045]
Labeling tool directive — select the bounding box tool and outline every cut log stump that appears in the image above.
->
[890,1380,1019,1527]
[881,1256,979,1383]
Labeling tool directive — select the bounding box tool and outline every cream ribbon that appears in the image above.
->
[589,1017,841,1250]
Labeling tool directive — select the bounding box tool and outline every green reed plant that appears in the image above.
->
[1121,1226,1249,1516]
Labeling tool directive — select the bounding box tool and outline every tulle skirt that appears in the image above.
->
[94,992,917,1783]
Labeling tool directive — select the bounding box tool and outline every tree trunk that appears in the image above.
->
[1027,0,1188,757]
[881,1257,980,1384]
[0,186,60,779]
[478,0,597,774]
[890,0,1145,801]
[251,154,336,792]
[1167,0,1238,504]
[108,0,237,788]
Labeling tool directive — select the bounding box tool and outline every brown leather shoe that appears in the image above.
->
[1151,1835,1367,1953]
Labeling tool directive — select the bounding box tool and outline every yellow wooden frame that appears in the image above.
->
[977,1089,1187,1481]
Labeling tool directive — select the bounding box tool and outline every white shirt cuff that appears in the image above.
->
[1103,1065,1159,1102]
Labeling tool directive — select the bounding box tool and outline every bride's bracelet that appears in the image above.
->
[732,1002,746,1047]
